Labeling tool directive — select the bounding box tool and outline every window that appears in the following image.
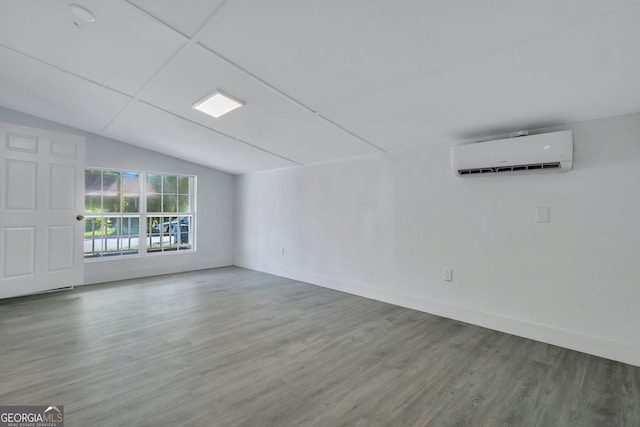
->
[145,174,194,253]
[84,170,141,259]
[84,169,194,259]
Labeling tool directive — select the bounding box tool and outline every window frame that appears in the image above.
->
[84,168,196,261]
[145,173,195,255]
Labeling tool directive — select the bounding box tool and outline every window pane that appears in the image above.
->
[84,217,103,258]
[123,196,139,213]
[106,217,121,237]
[84,236,102,258]
[84,217,101,235]
[85,169,102,212]
[147,194,161,213]
[85,195,101,213]
[119,236,139,255]
[119,237,130,253]
[103,171,120,196]
[163,175,177,194]
[147,216,162,253]
[146,174,161,195]
[158,216,176,251]
[123,172,139,194]
[122,172,140,213]
[103,217,121,256]
[85,170,102,193]
[123,217,140,236]
[103,241,120,255]
[163,195,177,213]
[178,216,192,249]
[178,176,190,194]
[148,216,161,233]
[163,216,176,233]
[178,195,191,213]
[102,172,121,213]
[120,217,140,255]
[103,196,121,213]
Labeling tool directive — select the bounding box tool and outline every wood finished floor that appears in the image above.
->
[1,267,639,426]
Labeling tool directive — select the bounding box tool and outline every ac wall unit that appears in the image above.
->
[450,130,573,176]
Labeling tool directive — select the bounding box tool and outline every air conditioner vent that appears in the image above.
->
[458,162,561,175]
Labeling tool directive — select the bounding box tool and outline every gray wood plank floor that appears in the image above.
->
[1,266,639,426]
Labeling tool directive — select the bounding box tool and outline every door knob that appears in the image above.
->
[76,215,85,221]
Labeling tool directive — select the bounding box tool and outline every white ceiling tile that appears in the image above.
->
[0,0,186,95]
[320,4,640,151]
[200,0,640,113]
[0,45,132,134]
[101,101,296,174]
[139,44,379,164]
[126,0,227,37]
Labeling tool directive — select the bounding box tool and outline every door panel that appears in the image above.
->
[50,164,76,209]
[0,122,85,299]
[48,225,74,272]
[5,159,37,210]
[50,139,77,157]
[2,227,35,278]
[6,132,38,153]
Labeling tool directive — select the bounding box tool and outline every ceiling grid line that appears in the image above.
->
[138,100,303,165]
[317,114,387,153]
[96,0,306,171]
[0,41,134,99]
[114,0,381,167]
[95,39,188,135]
[97,0,236,135]
[195,42,386,154]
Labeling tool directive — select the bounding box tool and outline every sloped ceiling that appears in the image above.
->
[1,0,639,174]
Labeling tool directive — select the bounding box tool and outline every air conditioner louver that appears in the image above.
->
[451,131,573,177]
[458,162,561,175]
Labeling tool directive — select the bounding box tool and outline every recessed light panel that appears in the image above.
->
[193,91,244,118]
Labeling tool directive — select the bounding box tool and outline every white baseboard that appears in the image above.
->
[236,261,640,368]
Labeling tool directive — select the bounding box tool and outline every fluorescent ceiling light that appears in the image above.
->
[193,91,244,118]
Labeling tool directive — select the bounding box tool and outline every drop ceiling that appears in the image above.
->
[1,0,639,174]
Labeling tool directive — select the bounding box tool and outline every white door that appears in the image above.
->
[0,122,85,299]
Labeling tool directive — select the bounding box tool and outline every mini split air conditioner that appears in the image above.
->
[450,130,573,176]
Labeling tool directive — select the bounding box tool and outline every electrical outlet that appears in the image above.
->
[444,269,453,282]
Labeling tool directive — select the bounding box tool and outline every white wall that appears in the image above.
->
[235,112,640,367]
[0,107,235,284]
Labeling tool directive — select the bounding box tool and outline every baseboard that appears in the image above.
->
[236,261,640,368]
